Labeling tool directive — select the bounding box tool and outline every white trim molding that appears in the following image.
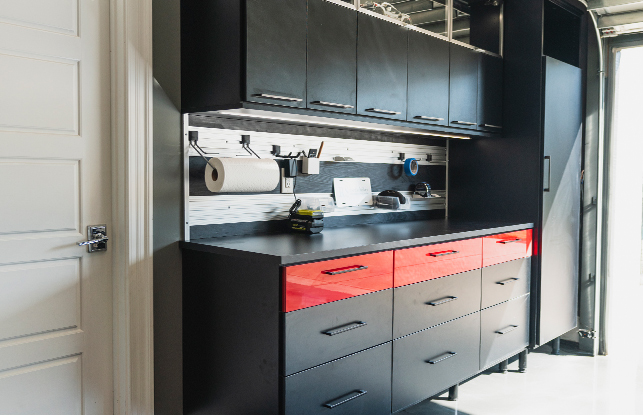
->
[111,0,154,412]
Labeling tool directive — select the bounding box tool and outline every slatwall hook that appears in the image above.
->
[398,153,406,161]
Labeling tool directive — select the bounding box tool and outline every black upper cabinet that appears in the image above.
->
[245,0,307,108]
[407,30,450,127]
[307,0,357,114]
[357,15,408,121]
[477,53,503,131]
[449,43,478,130]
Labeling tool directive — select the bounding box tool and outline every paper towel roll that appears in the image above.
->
[204,157,280,192]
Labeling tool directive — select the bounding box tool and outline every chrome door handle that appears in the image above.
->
[78,225,108,252]
[481,124,502,129]
[415,116,444,121]
[310,101,354,109]
[366,108,401,115]
[252,93,302,102]
[452,120,476,125]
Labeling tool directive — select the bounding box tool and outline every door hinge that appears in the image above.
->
[578,329,597,339]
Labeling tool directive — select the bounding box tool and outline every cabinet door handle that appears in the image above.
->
[496,325,519,335]
[252,93,303,102]
[322,321,367,336]
[481,124,502,129]
[310,101,354,109]
[496,278,519,285]
[322,265,368,275]
[414,116,444,121]
[366,108,401,115]
[426,351,457,364]
[427,296,458,306]
[451,120,476,125]
[323,390,368,408]
[498,238,523,244]
[427,250,459,257]
[544,156,551,192]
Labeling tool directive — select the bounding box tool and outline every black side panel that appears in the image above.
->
[181,0,242,112]
[392,313,480,412]
[477,53,503,132]
[284,289,393,375]
[246,0,307,107]
[284,343,392,415]
[357,15,408,120]
[448,43,478,129]
[182,249,281,415]
[407,30,450,127]
[539,56,582,345]
[307,0,357,114]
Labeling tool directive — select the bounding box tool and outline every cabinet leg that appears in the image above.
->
[499,359,508,374]
[551,338,561,355]
[519,349,528,373]
[448,384,459,401]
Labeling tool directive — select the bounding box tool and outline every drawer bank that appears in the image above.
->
[181,220,533,414]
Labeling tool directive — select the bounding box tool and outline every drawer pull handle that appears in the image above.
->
[427,250,460,257]
[252,93,303,102]
[498,238,523,244]
[427,352,457,364]
[323,265,368,275]
[496,325,519,335]
[496,278,519,285]
[427,296,458,306]
[322,321,367,336]
[366,108,401,115]
[451,120,476,126]
[311,101,354,109]
[481,124,503,129]
[323,389,368,408]
[415,116,444,121]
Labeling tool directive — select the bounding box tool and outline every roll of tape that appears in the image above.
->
[404,158,418,176]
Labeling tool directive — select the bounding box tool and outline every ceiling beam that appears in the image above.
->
[597,10,643,27]
[588,0,643,10]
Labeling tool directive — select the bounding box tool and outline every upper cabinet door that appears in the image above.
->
[449,44,478,130]
[407,31,450,126]
[246,0,307,108]
[477,53,503,132]
[308,0,357,114]
[357,14,408,121]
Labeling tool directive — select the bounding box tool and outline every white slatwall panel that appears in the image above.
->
[190,191,446,226]
[187,126,447,165]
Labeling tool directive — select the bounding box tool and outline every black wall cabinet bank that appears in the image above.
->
[181,0,503,135]
[477,53,503,131]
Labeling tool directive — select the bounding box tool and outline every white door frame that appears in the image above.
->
[111,0,155,413]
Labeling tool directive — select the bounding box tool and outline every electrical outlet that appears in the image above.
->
[281,169,294,193]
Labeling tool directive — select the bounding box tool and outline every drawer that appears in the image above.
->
[284,251,393,312]
[482,229,533,267]
[480,294,530,370]
[284,343,392,415]
[393,269,481,338]
[481,257,531,309]
[394,238,482,287]
[392,313,480,412]
[284,289,392,375]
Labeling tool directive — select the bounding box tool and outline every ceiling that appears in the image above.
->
[588,0,643,36]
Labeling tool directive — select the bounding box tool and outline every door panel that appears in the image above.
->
[449,43,478,129]
[477,53,503,131]
[539,56,582,345]
[0,0,113,412]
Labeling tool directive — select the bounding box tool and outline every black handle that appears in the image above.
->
[427,296,458,306]
[323,390,368,408]
[498,238,523,244]
[322,321,367,336]
[427,250,459,257]
[323,265,368,275]
[496,325,519,335]
[427,352,457,364]
[544,156,551,192]
[496,278,519,285]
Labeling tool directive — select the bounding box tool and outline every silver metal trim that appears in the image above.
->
[366,108,401,115]
[183,113,191,241]
[253,94,303,102]
[310,101,355,109]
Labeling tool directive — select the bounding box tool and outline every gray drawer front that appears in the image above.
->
[481,258,531,309]
[285,343,392,415]
[480,294,530,370]
[393,269,481,338]
[284,289,392,375]
[392,313,480,412]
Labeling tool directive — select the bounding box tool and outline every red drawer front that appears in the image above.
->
[283,251,393,312]
[482,229,533,267]
[394,238,482,287]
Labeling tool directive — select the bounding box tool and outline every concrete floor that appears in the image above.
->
[400,343,643,415]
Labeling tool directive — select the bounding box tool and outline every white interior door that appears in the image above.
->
[0,0,113,413]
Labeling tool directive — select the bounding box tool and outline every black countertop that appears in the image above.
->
[180,219,533,265]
